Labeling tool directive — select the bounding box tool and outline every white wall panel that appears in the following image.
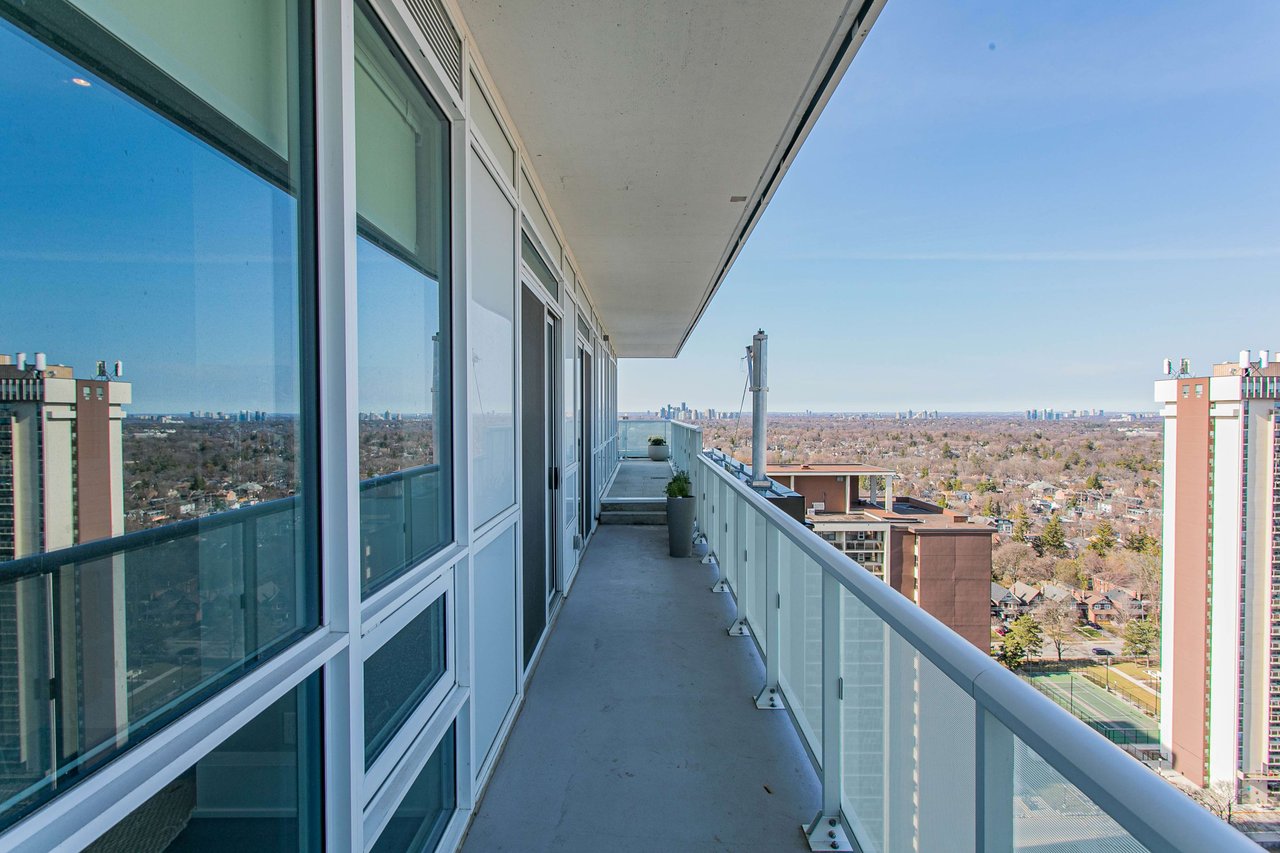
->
[471,526,517,767]
[468,150,516,525]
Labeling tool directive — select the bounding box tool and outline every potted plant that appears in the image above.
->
[647,435,670,461]
[666,470,695,557]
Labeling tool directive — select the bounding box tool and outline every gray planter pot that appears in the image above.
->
[667,496,695,557]
[648,444,670,461]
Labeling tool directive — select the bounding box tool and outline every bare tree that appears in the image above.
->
[1192,781,1236,825]
[1036,598,1079,661]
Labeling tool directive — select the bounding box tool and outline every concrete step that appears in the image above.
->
[601,499,665,515]
[599,510,666,526]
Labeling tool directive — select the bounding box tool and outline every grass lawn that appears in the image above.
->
[1077,626,1103,639]
[1114,660,1160,688]
[1082,665,1159,716]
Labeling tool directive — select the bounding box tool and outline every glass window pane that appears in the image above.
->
[364,595,447,769]
[0,0,315,830]
[370,723,456,853]
[522,232,560,301]
[86,672,322,852]
[355,2,452,597]
[519,169,561,263]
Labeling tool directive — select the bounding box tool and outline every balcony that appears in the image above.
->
[466,426,1256,852]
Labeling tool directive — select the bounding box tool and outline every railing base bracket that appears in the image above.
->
[804,812,853,852]
[755,685,785,710]
[727,619,751,638]
[710,578,730,593]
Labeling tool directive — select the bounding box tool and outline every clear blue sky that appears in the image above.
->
[620,0,1280,414]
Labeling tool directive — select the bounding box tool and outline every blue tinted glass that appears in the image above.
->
[365,594,448,768]
[0,0,316,830]
[85,673,323,852]
[355,3,452,597]
[370,723,456,853]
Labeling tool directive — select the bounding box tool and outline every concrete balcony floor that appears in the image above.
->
[605,457,676,499]
[461,523,817,852]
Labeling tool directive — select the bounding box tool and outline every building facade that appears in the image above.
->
[771,464,994,651]
[0,0,884,850]
[1157,352,1280,799]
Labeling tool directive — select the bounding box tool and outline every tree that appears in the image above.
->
[1126,530,1156,554]
[1192,781,1236,825]
[1040,515,1068,556]
[1011,504,1030,544]
[1122,618,1159,666]
[1036,598,1078,661]
[1084,472,1103,491]
[1089,520,1117,555]
[992,542,1045,585]
[997,614,1044,670]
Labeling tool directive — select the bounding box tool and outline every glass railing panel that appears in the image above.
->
[359,466,444,596]
[1011,734,1152,852]
[617,420,670,457]
[0,497,311,829]
[778,543,823,752]
[839,587,976,853]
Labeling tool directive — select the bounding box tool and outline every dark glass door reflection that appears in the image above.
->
[519,286,557,668]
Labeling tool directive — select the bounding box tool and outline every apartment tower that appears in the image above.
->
[0,354,131,559]
[1157,351,1280,800]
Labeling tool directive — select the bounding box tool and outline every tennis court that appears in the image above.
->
[1025,671,1159,746]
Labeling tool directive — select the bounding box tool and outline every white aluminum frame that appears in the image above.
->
[362,569,458,801]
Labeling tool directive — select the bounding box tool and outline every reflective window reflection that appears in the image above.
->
[0,0,315,829]
[86,673,322,852]
[355,2,452,596]
[370,723,456,853]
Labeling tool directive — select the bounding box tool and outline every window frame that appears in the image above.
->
[361,566,457,801]
[0,0,323,834]
[353,0,457,603]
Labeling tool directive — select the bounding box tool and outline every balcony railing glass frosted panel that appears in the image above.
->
[690,441,1253,853]
[355,1,452,597]
[0,0,315,831]
[618,419,670,457]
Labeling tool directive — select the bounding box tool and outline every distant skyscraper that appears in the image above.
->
[1156,351,1280,801]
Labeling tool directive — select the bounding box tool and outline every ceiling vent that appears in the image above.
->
[405,0,462,94]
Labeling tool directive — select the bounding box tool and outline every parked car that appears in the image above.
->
[1092,647,1115,656]
[1086,621,1102,630]
[996,626,1010,636]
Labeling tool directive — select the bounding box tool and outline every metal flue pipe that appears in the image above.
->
[749,330,769,487]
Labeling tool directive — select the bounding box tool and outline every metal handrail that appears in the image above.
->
[694,449,1257,852]
[0,463,440,583]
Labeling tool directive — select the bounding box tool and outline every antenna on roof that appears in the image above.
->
[1161,358,1172,376]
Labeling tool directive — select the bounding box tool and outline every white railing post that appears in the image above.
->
[728,495,751,637]
[975,706,1014,853]
[756,522,784,709]
[806,571,852,851]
